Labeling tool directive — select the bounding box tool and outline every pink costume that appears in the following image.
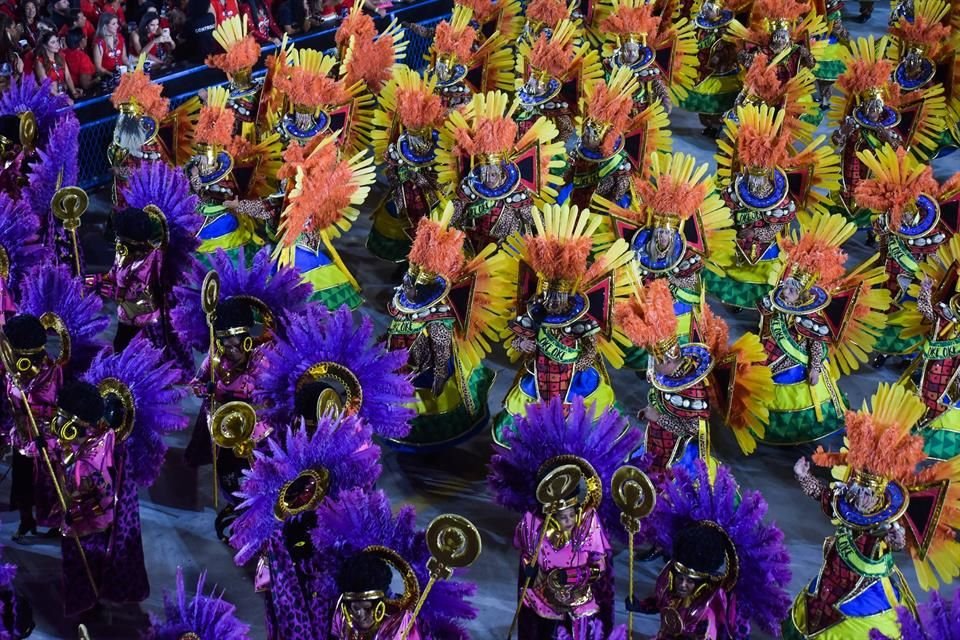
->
[329,609,422,640]
[110,249,162,329]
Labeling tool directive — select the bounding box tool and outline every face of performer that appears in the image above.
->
[771,27,790,53]
[746,171,773,198]
[672,569,699,598]
[780,278,801,304]
[435,57,453,83]
[582,121,603,151]
[863,96,884,120]
[523,74,547,97]
[648,226,674,260]
[847,481,882,513]
[346,599,380,631]
[543,289,570,315]
[479,161,505,189]
[555,505,578,533]
[904,49,924,78]
[622,38,641,64]
[217,333,251,370]
[400,270,423,302]
[407,130,431,155]
[654,353,682,376]
[700,0,721,21]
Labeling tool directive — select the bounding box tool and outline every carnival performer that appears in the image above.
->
[171,247,309,536]
[438,90,565,253]
[337,0,407,98]
[488,397,643,637]
[810,0,849,110]
[679,0,741,136]
[145,567,251,640]
[628,461,791,639]
[829,36,945,229]
[888,0,960,155]
[854,146,957,364]
[254,303,414,441]
[787,383,960,639]
[272,136,374,309]
[871,587,960,639]
[188,87,270,258]
[753,211,889,444]
[228,413,381,640]
[107,57,169,208]
[567,66,670,210]
[521,0,575,42]
[205,16,263,142]
[2,266,108,542]
[591,151,735,369]
[703,103,839,310]
[493,203,632,444]
[367,66,446,262]
[0,192,45,326]
[384,204,512,448]
[313,488,478,639]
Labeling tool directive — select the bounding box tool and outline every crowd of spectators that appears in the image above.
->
[0,0,395,101]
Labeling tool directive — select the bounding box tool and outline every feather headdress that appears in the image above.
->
[526,0,572,31]
[23,113,79,250]
[272,48,349,110]
[341,16,407,94]
[253,304,415,439]
[453,91,519,158]
[0,75,70,145]
[581,66,638,155]
[891,0,952,59]
[457,0,523,40]
[600,0,662,40]
[0,192,44,295]
[311,489,478,639]
[614,278,678,351]
[82,336,188,488]
[634,152,710,223]
[854,146,939,231]
[229,415,381,565]
[778,216,851,291]
[408,204,467,282]
[648,461,792,636]
[205,15,261,75]
[335,0,376,50]
[432,6,478,65]
[194,86,235,148]
[394,69,445,132]
[836,36,897,103]
[525,19,580,80]
[870,588,960,640]
[732,103,792,170]
[111,56,169,120]
[146,568,250,640]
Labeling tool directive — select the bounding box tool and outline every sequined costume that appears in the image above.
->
[679,0,742,133]
[205,16,264,142]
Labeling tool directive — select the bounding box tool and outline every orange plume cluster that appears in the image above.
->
[755,0,810,22]
[280,143,358,244]
[892,15,951,58]
[780,232,848,289]
[525,234,592,282]
[601,2,661,37]
[634,174,707,221]
[345,35,397,92]
[742,53,785,104]
[205,35,261,73]
[195,105,236,147]
[528,32,576,78]
[395,86,445,131]
[698,304,731,358]
[614,279,678,348]
[111,69,169,120]
[277,136,325,180]
[854,148,938,230]
[409,217,467,279]
[458,117,519,157]
[526,0,569,28]
[457,0,499,24]
[586,84,634,155]
[813,410,927,479]
[335,10,376,49]
[274,67,350,108]
[836,58,896,101]
[434,20,477,62]
[737,126,791,170]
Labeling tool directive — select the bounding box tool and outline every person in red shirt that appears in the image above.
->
[59,9,96,40]
[93,12,127,76]
[80,0,101,24]
[210,0,240,24]
[62,27,96,91]
[99,0,127,27]
[33,30,79,101]
[19,0,42,48]
[131,12,175,66]
[239,0,280,45]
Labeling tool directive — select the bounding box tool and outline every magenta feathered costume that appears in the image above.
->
[147,567,250,640]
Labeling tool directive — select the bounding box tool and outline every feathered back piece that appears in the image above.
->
[275,137,375,253]
[408,203,467,281]
[111,56,169,120]
[600,0,662,39]
[335,0,376,50]
[582,67,638,155]
[0,75,70,145]
[488,396,642,536]
[205,15,261,74]
[891,0,952,59]
[195,86,235,148]
[82,336,188,488]
[273,48,349,109]
[20,265,108,374]
[394,68,445,132]
[836,36,897,102]
[870,588,960,640]
[253,304,415,439]
[648,461,792,636]
[23,112,79,249]
[735,104,792,170]
[813,383,960,589]
[742,53,786,105]
[342,21,407,94]
[614,278,678,349]
[311,489,478,640]
[526,0,572,30]
[432,6,478,64]
[854,146,939,230]
[635,152,710,222]
[458,0,523,39]
[0,192,44,294]
[147,568,250,640]
[230,414,381,565]
[455,91,519,158]
[527,20,579,79]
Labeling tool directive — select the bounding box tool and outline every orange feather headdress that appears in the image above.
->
[742,53,786,105]
[273,49,349,110]
[408,204,467,281]
[205,16,261,76]
[111,62,169,121]
[433,8,478,65]
[836,58,896,102]
[779,230,847,290]
[854,146,939,231]
[601,0,662,40]
[614,278,678,351]
[395,75,446,133]
[526,0,571,30]
[634,152,710,223]
[343,34,397,93]
[755,0,810,26]
[335,0,377,50]
[526,19,579,80]
[891,13,952,59]
[457,0,499,24]
[582,67,637,156]
[734,104,793,171]
[454,93,519,159]
[195,86,236,148]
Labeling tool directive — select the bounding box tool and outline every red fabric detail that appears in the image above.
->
[63,48,96,78]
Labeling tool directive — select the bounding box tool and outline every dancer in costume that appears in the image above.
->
[228,414,381,640]
[205,16,263,142]
[489,397,643,637]
[810,0,849,110]
[829,36,945,229]
[630,461,791,639]
[272,136,374,309]
[188,87,270,258]
[98,161,201,361]
[731,0,820,90]
[871,587,960,639]
[145,567,251,640]
[254,303,414,441]
[753,211,889,444]
[703,103,840,309]
[438,90,565,253]
[107,57,170,208]
[0,192,45,325]
[591,151,735,369]
[367,66,446,262]
[681,0,741,136]
[786,383,960,639]
[493,203,632,444]
[522,0,575,42]
[313,489,478,639]
[384,204,511,448]
[567,66,670,210]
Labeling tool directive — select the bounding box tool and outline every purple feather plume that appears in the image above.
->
[253,305,414,439]
[0,192,45,295]
[870,589,960,640]
[170,247,311,353]
[0,75,70,142]
[646,460,792,637]
[146,567,250,640]
[229,413,381,566]
[487,397,642,537]
[20,264,109,374]
[23,113,79,252]
[82,335,188,488]
[554,621,627,640]
[310,488,478,640]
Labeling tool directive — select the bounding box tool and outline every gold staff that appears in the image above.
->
[201,271,221,509]
[52,186,89,279]
[611,465,657,639]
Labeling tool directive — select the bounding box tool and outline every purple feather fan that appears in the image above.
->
[82,335,188,488]
[0,192,45,295]
[145,567,250,640]
[23,113,79,250]
[170,247,311,354]
[253,304,415,439]
[647,460,791,638]
[0,76,70,142]
[229,413,381,566]
[487,397,642,537]
[20,264,109,374]
[554,621,627,640]
[310,488,478,640]
[870,589,960,640]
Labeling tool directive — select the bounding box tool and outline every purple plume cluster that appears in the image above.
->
[0,193,45,295]
[554,620,628,640]
[870,589,960,640]
[23,113,79,251]
[145,568,250,640]
[0,76,71,142]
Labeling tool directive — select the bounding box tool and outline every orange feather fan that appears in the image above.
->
[457,0,499,24]
[111,69,169,120]
[205,35,261,74]
[459,116,519,157]
[754,0,810,23]
[395,86,446,132]
[836,58,896,101]
[853,148,938,230]
[614,279,678,349]
[586,84,634,156]
[408,217,466,280]
[276,136,325,180]
[434,19,477,62]
[742,53,785,105]
[336,9,376,49]
[344,35,397,93]
[737,125,791,170]
[812,409,927,480]
[634,174,707,221]
[601,2,661,37]
[274,67,350,109]
[527,0,570,29]
[279,142,358,245]
[528,32,576,79]
[892,15,951,59]
[195,105,236,147]
[780,232,847,289]
[525,234,593,282]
